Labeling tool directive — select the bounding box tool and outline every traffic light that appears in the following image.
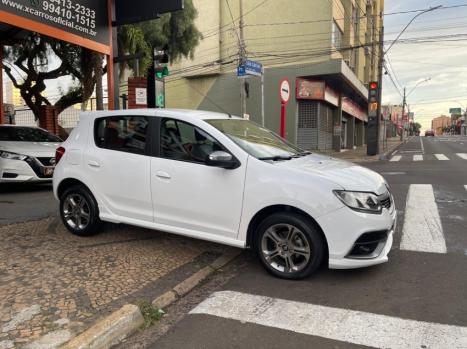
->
[368,81,378,117]
[154,49,169,78]
[147,48,169,108]
[367,81,380,156]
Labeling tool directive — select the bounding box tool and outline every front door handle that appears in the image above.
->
[156,171,171,179]
[88,160,101,168]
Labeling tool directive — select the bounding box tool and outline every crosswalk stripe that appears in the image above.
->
[434,154,449,160]
[465,185,467,191]
[191,291,467,349]
[390,155,401,162]
[400,184,446,253]
[457,153,467,160]
[413,155,423,161]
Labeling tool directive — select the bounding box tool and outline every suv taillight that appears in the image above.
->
[55,147,65,164]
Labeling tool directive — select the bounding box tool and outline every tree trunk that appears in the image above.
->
[94,53,104,110]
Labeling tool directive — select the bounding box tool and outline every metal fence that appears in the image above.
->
[13,107,81,131]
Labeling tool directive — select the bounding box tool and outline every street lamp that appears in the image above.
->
[385,6,443,54]
[381,5,442,143]
[407,78,431,98]
[400,78,431,140]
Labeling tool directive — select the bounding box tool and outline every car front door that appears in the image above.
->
[150,118,247,240]
[84,115,153,222]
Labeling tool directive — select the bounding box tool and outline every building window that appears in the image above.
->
[332,20,343,50]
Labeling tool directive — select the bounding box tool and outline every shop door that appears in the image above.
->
[297,101,319,150]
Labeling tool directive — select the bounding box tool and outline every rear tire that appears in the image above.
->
[255,212,325,280]
[60,184,101,236]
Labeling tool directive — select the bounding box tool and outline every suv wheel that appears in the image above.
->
[60,185,101,236]
[255,213,325,280]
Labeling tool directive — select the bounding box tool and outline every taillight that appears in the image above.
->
[55,147,65,164]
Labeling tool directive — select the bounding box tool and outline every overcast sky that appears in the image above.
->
[383,0,467,131]
[2,0,466,131]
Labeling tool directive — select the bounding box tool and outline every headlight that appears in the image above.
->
[0,150,28,161]
[333,190,382,214]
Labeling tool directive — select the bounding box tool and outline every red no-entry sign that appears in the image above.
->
[279,78,291,138]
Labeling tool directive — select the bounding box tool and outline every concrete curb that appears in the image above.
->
[152,248,242,309]
[60,304,144,349]
[59,248,242,349]
[378,139,408,161]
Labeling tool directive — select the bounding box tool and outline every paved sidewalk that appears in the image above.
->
[0,218,228,348]
[328,137,403,163]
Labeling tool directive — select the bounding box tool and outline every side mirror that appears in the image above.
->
[206,151,240,169]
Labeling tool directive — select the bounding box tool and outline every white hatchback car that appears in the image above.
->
[0,125,61,183]
[53,109,396,279]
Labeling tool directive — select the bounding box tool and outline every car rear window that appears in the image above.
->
[0,127,61,142]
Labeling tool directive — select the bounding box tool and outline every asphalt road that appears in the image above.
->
[0,182,57,225]
[143,135,467,349]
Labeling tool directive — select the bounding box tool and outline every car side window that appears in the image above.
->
[160,119,223,163]
[95,116,148,155]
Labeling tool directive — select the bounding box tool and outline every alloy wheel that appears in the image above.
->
[62,193,91,230]
[261,223,311,274]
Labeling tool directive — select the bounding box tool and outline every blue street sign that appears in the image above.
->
[237,59,262,77]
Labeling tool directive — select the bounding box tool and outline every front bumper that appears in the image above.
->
[316,202,397,269]
[0,157,54,183]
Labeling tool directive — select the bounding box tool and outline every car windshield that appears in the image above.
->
[0,127,61,142]
[206,119,307,160]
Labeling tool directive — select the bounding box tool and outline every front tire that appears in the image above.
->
[255,212,325,280]
[60,184,101,236]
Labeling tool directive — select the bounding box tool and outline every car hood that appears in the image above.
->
[0,141,60,158]
[275,153,388,195]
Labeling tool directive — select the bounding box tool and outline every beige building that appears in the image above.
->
[432,115,451,135]
[166,0,383,151]
[3,79,25,107]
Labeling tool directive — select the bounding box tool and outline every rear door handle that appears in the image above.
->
[88,160,101,168]
[156,171,171,179]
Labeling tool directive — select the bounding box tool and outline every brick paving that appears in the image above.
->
[0,218,225,348]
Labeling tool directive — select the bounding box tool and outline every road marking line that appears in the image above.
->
[465,185,467,192]
[390,155,401,162]
[380,172,406,175]
[191,291,467,349]
[413,155,423,161]
[434,154,449,160]
[400,184,446,253]
[457,153,467,160]
[420,136,425,154]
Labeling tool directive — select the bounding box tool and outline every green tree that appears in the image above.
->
[117,0,202,77]
[2,0,201,119]
[2,34,102,118]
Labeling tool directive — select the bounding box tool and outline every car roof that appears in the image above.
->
[80,108,243,121]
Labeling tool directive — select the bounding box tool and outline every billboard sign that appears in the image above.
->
[0,0,110,54]
[449,107,462,114]
[115,0,184,26]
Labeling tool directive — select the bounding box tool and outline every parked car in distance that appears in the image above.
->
[53,109,396,279]
[425,130,435,137]
[0,125,61,183]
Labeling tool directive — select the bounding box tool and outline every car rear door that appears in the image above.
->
[84,114,153,222]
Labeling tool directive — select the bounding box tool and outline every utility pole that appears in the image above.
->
[401,87,406,141]
[239,0,247,118]
[261,66,265,126]
[376,24,384,152]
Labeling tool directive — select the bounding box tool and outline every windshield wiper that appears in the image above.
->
[258,155,293,161]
